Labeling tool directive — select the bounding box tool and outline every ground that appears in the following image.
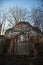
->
[0,55,43,65]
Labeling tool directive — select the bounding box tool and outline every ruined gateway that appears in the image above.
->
[5,22,42,55]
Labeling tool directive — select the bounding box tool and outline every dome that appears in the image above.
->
[5,21,42,38]
[14,22,31,31]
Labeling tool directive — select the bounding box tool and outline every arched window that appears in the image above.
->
[20,35,24,41]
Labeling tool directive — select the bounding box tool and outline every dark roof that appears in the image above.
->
[5,21,43,35]
[5,22,31,33]
[5,28,13,34]
[32,26,43,34]
[15,21,31,27]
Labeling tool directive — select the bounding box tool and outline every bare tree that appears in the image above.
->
[0,0,7,35]
[31,0,43,32]
[7,7,30,27]
[0,8,7,35]
[31,6,43,32]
